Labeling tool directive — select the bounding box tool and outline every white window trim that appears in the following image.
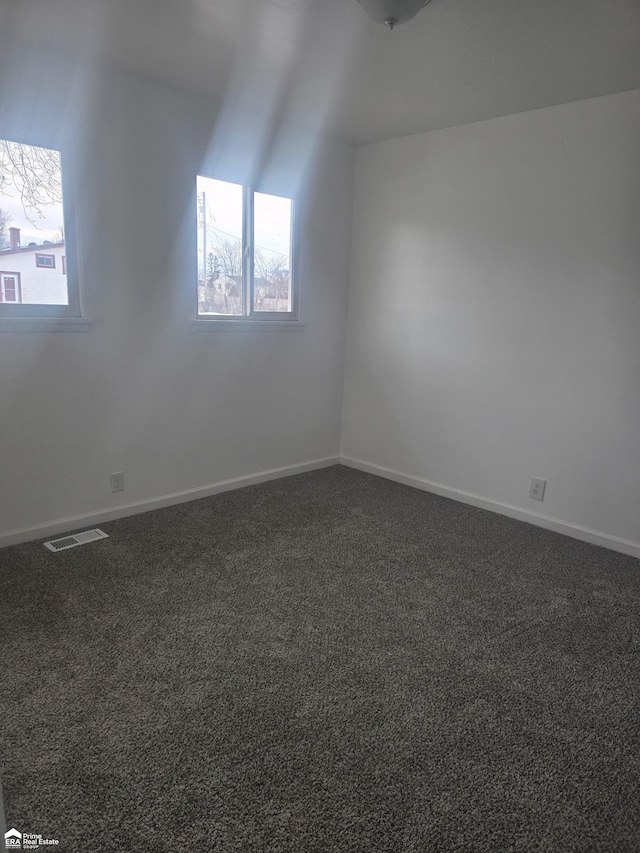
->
[0,271,22,303]
[191,319,306,332]
[195,177,300,326]
[0,140,85,326]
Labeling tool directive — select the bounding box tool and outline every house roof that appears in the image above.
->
[0,241,64,256]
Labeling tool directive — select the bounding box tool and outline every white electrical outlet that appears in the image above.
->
[529,477,546,501]
[110,472,125,493]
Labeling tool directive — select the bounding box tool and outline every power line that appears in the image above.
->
[201,197,289,258]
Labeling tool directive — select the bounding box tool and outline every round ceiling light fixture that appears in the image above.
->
[357,0,432,30]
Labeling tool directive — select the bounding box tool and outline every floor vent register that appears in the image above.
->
[44,528,109,552]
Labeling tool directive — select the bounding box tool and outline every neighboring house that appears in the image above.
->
[199,274,275,314]
[0,227,67,304]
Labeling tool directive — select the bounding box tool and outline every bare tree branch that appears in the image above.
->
[0,140,63,224]
[211,235,242,278]
[0,207,11,248]
[254,247,288,283]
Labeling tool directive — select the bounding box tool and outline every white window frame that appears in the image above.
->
[0,136,84,324]
[0,271,22,303]
[195,177,300,325]
[35,253,56,269]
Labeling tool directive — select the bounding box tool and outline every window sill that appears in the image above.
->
[0,317,93,333]
[191,319,306,332]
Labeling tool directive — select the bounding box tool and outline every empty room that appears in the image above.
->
[1,0,639,850]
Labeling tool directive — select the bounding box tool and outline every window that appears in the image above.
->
[0,272,21,303]
[35,253,55,268]
[196,176,297,321]
[0,137,80,319]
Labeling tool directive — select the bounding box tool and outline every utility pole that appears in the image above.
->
[199,191,206,290]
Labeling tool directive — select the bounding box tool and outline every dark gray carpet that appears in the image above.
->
[1,465,639,852]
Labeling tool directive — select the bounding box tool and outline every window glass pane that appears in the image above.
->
[2,275,18,302]
[253,192,292,313]
[197,176,243,316]
[0,139,68,305]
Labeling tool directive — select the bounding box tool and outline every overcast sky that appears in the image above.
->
[1,189,63,246]
[0,139,65,246]
[197,175,291,263]
[2,158,291,255]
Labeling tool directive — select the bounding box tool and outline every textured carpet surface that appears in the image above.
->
[1,465,639,852]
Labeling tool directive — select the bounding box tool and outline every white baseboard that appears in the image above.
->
[5,455,639,560]
[0,457,340,549]
[341,456,640,561]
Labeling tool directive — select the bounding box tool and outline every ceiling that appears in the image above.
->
[2,0,640,145]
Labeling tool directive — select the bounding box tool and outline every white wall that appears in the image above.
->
[0,48,354,543]
[342,90,640,555]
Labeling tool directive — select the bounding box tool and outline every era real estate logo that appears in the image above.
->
[4,828,22,848]
[4,828,60,849]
